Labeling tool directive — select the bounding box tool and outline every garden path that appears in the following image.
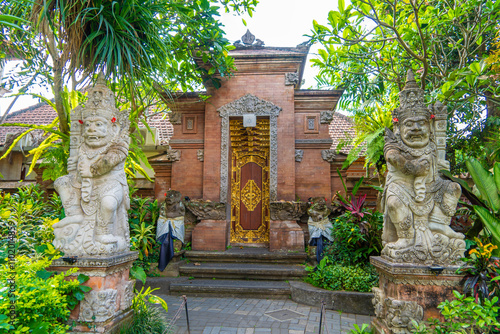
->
[157,294,373,334]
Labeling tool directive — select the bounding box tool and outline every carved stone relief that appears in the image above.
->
[79,289,118,322]
[218,94,282,203]
[285,72,299,86]
[295,149,304,162]
[197,149,204,162]
[185,200,226,220]
[164,148,181,162]
[120,280,135,310]
[320,110,334,124]
[270,201,308,221]
[372,287,423,334]
[168,112,181,125]
[321,149,336,163]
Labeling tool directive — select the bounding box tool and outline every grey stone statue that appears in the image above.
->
[381,70,465,265]
[52,75,130,256]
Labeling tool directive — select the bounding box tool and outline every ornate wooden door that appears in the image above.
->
[230,118,270,244]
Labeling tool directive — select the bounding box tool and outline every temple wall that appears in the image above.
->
[203,74,296,201]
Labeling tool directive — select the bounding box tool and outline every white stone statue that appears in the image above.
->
[52,75,131,256]
[381,70,465,265]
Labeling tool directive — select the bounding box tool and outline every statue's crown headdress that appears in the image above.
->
[392,70,431,122]
[81,74,118,120]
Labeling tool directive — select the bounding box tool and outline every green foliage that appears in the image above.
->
[129,196,161,274]
[0,185,62,258]
[120,287,169,334]
[412,291,500,334]
[324,210,383,266]
[458,237,500,304]
[309,0,500,174]
[0,255,90,334]
[350,324,373,334]
[305,257,378,293]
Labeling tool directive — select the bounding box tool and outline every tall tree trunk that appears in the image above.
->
[53,60,69,134]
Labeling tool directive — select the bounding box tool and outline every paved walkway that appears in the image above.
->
[158,294,374,334]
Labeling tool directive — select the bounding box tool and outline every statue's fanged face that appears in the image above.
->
[400,116,430,149]
[83,116,110,148]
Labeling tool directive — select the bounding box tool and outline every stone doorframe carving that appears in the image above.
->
[218,94,282,203]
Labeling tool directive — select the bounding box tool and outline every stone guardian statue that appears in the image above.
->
[381,70,465,265]
[52,75,131,256]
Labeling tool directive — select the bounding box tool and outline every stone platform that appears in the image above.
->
[49,251,138,333]
[370,256,463,334]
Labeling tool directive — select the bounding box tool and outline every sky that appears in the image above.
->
[0,0,339,115]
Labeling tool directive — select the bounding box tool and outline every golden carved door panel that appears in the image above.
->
[230,119,270,244]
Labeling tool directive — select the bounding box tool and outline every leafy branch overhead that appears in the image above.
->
[310,0,500,174]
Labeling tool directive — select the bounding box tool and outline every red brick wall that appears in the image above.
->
[203,74,296,201]
[295,149,331,201]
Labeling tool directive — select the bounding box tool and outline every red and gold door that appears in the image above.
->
[230,118,270,244]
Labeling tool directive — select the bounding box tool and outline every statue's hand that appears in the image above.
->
[438,159,450,171]
[416,158,430,176]
[67,156,78,171]
[78,162,92,178]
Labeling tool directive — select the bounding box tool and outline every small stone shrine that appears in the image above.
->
[147,30,361,252]
[371,71,465,333]
[50,75,137,333]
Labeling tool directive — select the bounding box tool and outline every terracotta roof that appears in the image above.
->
[329,112,355,154]
[0,103,174,146]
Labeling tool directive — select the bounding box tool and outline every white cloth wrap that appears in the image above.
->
[156,216,185,243]
[307,216,333,243]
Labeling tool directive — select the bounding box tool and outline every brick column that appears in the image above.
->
[149,161,172,201]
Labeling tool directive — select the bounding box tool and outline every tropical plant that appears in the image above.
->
[0,255,90,333]
[305,257,378,292]
[457,237,500,304]
[309,0,500,173]
[324,209,383,266]
[128,196,161,275]
[119,286,169,334]
[412,291,500,334]
[0,185,62,258]
[442,159,500,254]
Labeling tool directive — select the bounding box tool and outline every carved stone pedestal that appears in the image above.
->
[269,221,304,251]
[370,256,463,334]
[192,220,230,251]
[49,251,138,333]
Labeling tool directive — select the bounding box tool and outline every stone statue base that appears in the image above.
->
[49,251,138,333]
[269,220,304,252]
[370,256,463,334]
[192,220,230,251]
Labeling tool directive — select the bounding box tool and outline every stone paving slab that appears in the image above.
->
[157,294,373,334]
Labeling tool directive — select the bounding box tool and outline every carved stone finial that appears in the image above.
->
[241,29,255,45]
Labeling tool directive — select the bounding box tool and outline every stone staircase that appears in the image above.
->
[143,247,309,299]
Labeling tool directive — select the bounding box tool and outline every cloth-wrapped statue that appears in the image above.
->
[381,70,465,265]
[307,197,332,263]
[156,190,185,271]
[52,75,130,256]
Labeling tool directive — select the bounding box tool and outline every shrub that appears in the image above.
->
[0,185,62,258]
[305,257,379,292]
[412,291,500,334]
[0,255,90,333]
[120,287,169,334]
[323,210,383,266]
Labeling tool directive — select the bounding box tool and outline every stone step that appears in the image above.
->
[170,279,291,299]
[179,262,307,280]
[184,248,307,265]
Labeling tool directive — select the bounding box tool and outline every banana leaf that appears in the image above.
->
[466,159,500,212]
[440,169,485,207]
